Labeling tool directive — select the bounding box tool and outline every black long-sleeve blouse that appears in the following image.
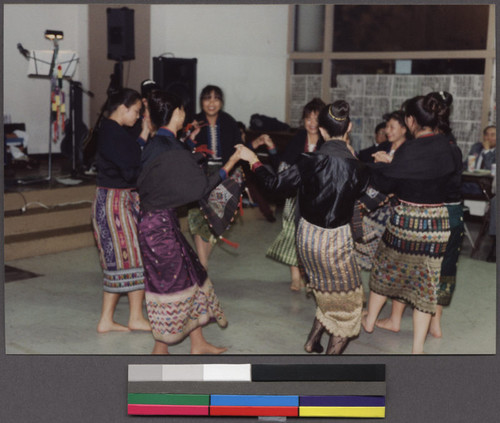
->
[368,133,456,204]
[267,129,325,170]
[138,128,224,212]
[192,110,241,163]
[254,140,370,229]
[96,118,142,188]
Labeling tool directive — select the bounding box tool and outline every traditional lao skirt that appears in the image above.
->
[187,162,222,246]
[138,208,227,345]
[437,204,464,306]
[297,218,364,338]
[266,196,299,267]
[354,204,394,271]
[91,187,145,293]
[369,202,450,315]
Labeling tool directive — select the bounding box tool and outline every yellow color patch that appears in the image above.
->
[299,406,385,418]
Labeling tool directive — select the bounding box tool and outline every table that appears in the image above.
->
[461,170,495,258]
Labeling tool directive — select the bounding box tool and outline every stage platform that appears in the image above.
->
[4,154,97,261]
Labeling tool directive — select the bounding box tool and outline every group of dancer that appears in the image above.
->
[90,80,466,355]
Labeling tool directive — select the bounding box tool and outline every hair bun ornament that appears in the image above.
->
[328,105,347,121]
[439,91,446,100]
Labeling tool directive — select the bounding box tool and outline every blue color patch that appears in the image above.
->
[210,395,299,407]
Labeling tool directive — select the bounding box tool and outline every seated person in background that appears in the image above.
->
[357,121,391,163]
[466,125,496,170]
[462,125,496,197]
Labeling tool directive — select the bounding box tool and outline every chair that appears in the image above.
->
[461,205,475,247]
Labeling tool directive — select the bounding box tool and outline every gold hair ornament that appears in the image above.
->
[328,106,347,121]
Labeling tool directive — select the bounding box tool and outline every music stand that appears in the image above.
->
[17,48,79,184]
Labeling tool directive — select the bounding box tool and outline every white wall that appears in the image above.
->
[3,4,288,154]
[150,4,289,126]
[4,4,89,154]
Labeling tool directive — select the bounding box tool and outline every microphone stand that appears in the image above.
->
[17,39,60,185]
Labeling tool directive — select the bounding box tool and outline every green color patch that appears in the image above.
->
[128,393,209,405]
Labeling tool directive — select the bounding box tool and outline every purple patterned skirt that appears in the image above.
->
[91,187,145,293]
[138,208,227,345]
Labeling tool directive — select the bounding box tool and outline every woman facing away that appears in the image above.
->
[137,90,241,354]
[236,100,370,355]
[362,91,457,354]
[186,85,243,269]
[374,92,465,340]
[262,98,326,291]
[91,88,151,333]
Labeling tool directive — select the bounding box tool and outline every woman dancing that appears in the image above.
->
[137,90,241,354]
[237,100,370,354]
[91,88,151,333]
[187,85,243,269]
[264,98,325,290]
[354,110,410,271]
[362,92,457,354]
[373,92,464,339]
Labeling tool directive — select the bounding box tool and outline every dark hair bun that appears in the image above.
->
[331,100,350,119]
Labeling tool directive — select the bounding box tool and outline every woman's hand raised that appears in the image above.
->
[235,144,259,166]
[372,151,393,163]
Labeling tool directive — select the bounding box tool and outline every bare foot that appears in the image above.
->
[361,315,374,334]
[428,323,442,338]
[97,320,131,333]
[375,318,400,333]
[290,279,305,291]
[152,341,169,354]
[128,317,152,332]
[191,344,228,354]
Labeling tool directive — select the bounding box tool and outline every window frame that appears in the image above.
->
[285,4,496,131]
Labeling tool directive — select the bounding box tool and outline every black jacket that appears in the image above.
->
[255,140,370,229]
[368,133,456,204]
[96,119,142,188]
[138,129,222,212]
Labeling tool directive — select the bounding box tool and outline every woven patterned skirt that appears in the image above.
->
[369,203,450,315]
[297,218,364,338]
[354,204,393,271]
[138,208,227,345]
[91,187,144,293]
[266,196,299,267]
[437,204,464,306]
[187,162,221,245]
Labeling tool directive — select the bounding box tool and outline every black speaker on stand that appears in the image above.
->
[107,7,135,62]
[153,57,197,123]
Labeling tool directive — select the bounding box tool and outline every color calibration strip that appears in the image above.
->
[128,364,386,418]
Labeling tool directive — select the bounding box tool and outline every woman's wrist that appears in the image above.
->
[249,155,260,167]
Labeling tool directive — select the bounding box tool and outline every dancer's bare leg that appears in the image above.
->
[290,265,304,291]
[195,235,214,270]
[127,289,151,331]
[152,340,169,355]
[429,305,443,338]
[375,300,406,332]
[97,292,130,333]
[189,327,227,354]
[412,309,432,354]
[362,291,387,333]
